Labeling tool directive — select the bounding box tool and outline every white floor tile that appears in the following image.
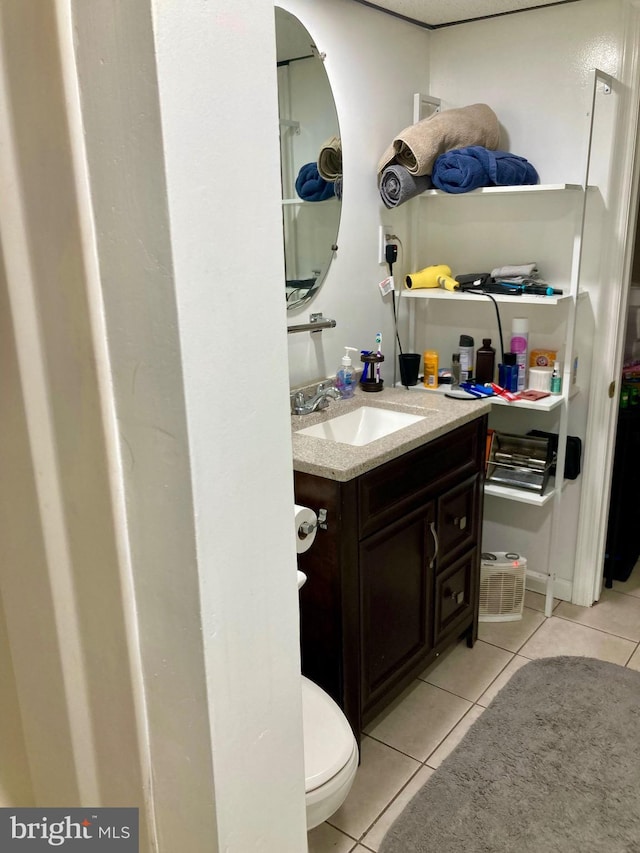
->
[328,736,420,841]
[519,615,636,664]
[555,588,640,642]
[308,822,357,853]
[426,704,485,769]
[478,606,546,652]
[626,645,640,671]
[524,590,561,612]
[420,639,512,702]
[360,766,434,852]
[363,679,471,762]
[612,562,640,598]
[477,654,532,707]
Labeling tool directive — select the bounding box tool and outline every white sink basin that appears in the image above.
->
[296,406,427,446]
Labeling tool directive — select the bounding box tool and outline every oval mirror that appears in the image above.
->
[275,8,342,311]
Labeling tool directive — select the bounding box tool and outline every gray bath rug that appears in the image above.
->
[379,656,640,853]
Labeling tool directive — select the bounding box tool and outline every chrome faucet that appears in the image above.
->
[291,382,340,415]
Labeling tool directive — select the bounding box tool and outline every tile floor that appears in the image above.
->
[307,571,640,853]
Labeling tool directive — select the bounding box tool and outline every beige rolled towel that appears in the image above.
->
[377,103,500,178]
[318,136,342,181]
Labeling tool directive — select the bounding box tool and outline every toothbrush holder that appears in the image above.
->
[360,352,384,392]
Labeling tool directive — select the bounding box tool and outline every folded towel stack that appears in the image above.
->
[376,103,500,207]
[378,103,500,178]
[431,146,539,193]
[318,136,342,182]
[295,162,335,202]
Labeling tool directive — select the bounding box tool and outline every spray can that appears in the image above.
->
[458,335,475,382]
[510,319,529,391]
[423,350,439,389]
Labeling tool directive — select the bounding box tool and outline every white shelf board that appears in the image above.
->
[491,394,564,412]
[484,480,556,506]
[282,197,338,206]
[418,183,582,199]
[400,288,572,306]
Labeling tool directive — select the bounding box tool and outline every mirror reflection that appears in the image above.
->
[275,8,342,311]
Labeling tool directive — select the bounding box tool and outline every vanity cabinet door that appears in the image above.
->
[359,502,435,715]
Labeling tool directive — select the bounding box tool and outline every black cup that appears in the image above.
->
[399,353,421,387]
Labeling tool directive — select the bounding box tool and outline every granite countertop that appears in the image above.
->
[291,385,491,482]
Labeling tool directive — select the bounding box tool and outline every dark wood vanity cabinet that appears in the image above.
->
[295,415,487,740]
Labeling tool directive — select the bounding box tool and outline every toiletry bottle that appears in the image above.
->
[451,353,461,388]
[475,338,496,385]
[498,352,519,392]
[423,350,439,389]
[550,361,562,395]
[336,346,358,398]
[459,334,475,382]
[510,318,529,391]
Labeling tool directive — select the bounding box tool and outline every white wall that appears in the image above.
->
[0,0,149,835]
[282,0,431,388]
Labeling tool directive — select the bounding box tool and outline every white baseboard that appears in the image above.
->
[526,575,573,604]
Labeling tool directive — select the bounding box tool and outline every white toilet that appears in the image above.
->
[298,571,359,829]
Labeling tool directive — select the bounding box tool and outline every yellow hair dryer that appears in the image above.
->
[405,264,452,290]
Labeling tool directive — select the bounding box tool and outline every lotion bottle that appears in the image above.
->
[336,347,358,398]
[423,350,439,389]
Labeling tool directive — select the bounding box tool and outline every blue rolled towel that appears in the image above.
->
[431,146,539,194]
[295,162,335,202]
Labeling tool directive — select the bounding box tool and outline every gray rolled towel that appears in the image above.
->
[379,165,432,208]
[378,103,500,178]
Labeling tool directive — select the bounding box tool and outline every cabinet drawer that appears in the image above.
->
[434,550,475,643]
[358,419,484,538]
[436,475,480,572]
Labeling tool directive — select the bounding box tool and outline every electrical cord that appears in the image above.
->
[386,242,403,356]
[467,290,505,361]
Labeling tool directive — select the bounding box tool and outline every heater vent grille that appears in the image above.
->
[479,554,526,623]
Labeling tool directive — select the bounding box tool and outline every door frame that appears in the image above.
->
[573,0,640,606]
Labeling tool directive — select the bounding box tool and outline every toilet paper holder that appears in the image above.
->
[298,508,328,535]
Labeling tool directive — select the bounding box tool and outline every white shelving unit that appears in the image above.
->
[400,70,612,617]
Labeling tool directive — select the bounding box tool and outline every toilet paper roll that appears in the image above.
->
[295,504,318,554]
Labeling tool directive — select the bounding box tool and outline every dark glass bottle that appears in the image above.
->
[475,338,496,384]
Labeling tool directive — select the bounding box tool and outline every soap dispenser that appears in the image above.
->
[336,347,358,398]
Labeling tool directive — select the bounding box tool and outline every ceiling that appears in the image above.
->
[351,0,581,28]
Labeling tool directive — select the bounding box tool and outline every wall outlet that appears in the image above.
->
[378,225,393,264]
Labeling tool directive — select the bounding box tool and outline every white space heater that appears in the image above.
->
[479,552,526,622]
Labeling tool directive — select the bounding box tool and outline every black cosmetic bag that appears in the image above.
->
[527,430,582,480]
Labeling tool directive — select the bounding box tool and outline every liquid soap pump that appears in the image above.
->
[336,347,358,398]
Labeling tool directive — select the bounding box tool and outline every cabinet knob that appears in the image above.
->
[445,588,464,604]
[453,515,467,530]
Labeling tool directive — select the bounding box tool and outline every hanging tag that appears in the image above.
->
[379,275,394,296]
